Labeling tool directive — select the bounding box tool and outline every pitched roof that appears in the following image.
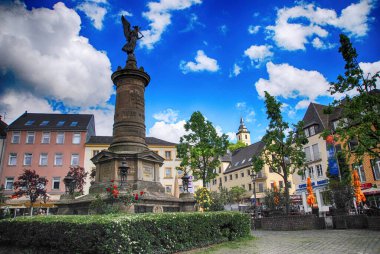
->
[224,141,265,174]
[86,136,177,146]
[7,112,94,131]
[0,118,8,138]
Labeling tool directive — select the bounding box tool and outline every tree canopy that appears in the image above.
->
[228,140,247,152]
[252,92,308,214]
[327,34,380,160]
[177,111,229,187]
[12,169,48,203]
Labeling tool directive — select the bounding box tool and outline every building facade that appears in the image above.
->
[0,116,8,180]
[0,112,95,201]
[85,136,203,195]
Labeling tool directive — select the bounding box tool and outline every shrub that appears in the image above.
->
[0,212,250,253]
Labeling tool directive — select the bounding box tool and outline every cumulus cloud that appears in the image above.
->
[141,0,202,49]
[255,62,330,101]
[148,120,187,143]
[77,1,108,30]
[153,108,179,123]
[229,63,242,77]
[267,0,375,51]
[0,2,113,134]
[295,99,312,110]
[181,13,204,32]
[226,132,237,142]
[248,25,260,34]
[359,60,380,86]
[118,10,133,17]
[244,45,273,66]
[180,50,220,74]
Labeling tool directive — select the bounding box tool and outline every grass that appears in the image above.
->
[179,235,256,254]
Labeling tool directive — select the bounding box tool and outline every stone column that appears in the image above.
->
[109,68,150,153]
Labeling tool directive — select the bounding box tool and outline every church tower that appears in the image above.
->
[236,117,251,145]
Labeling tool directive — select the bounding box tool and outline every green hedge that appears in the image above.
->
[0,212,250,253]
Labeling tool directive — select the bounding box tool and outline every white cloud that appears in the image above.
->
[180,50,220,74]
[181,13,204,32]
[245,110,256,123]
[77,1,108,30]
[0,2,114,134]
[248,25,260,34]
[359,60,380,87]
[141,0,202,49]
[219,24,228,35]
[267,0,375,51]
[244,45,273,66]
[119,10,133,17]
[229,63,241,77]
[148,120,187,143]
[255,62,330,101]
[235,102,246,110]
[153,108,179,123]
[226,132,237,142]
[295,99,312,110]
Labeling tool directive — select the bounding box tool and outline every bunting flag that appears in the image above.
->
[352,170,366,204]
[306,177,316,207]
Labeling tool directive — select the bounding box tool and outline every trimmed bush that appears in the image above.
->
[0,211,250,253]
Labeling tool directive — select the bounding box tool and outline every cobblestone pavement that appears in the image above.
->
[194,230,380,254]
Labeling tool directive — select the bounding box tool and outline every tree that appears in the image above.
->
[252,92,308,214]
[177,111,229,187]
[68,166,88,194]
[229,186,246,203]
[228,140,247,152]
[327,34,380,160]
[12,169,48,216]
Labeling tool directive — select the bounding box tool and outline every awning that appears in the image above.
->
[362,187,380,196]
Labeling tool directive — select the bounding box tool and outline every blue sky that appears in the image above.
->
[0,0,379,143]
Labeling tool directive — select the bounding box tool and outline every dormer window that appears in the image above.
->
[304,125,317,137]
[40,121,49,126]
[57,121,65,127]
[25,120,35,126]
[70,121,78,127]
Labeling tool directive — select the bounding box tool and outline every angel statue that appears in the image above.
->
[121,16,144,55]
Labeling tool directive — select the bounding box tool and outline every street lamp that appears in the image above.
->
[250,169,258,220]
[181,173,191,193]
[30,186,37,203]
[119,158,129,187]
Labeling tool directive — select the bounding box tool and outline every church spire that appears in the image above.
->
[236,117,251,145]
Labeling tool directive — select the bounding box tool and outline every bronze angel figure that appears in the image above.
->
[121,16,144,55]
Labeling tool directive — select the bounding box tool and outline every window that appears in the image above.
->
[5,177,14,190]
[72,133,81,144]
[333,120,339,130]
[24,153,32,166]
[11,131,20,144]
[312,144,320,160]
[177,169,183,176]
[26,132,35,144]
[92,150,100,157]
[165,168,172,178]
[304,128,310,137]
[219,178,222,185]
[41,132,50,144]
[235,173,238,179]
[25,120,35,126]
[8,153,17,166]
[70,121,78,127]
[218,167,221,174]
[224,176,227,182]
[371,158,380,180]
[348,139,359,151]
[269,167,274,173]
[301,169,306,181]
[242,184,245,189]
[40,153,48,166]
[229,175,233,180]
[40,121,49,126]
[308,166,314,179]
[354,164,366,182]
[248,184,252,191]
[56,132,65,144]
[165,185,172,193]
[57,121,65,127]
[165,151,172,160]
[279,181,284,189]
[304,147,312,162]
[52,177,60,190]
[258,183,264,192]
[54,153,63,166]
[270,182,274,189]
[257,171,264,178]
[309,126,316,136]
[241,172,244,177]
[71,154,79,166]
[316,164,323,177]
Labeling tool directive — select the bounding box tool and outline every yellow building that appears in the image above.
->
[84,136,202,195]
[210,119,295,205]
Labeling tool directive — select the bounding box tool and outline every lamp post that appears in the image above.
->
[181,173,191,193]
[250,169,258,220]
[119,158,129,187]
[63,174,76,196]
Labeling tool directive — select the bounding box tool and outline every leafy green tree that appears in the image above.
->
[327,34,380,160]
[177,111,229,187]
[229,186,246,203]
[228,140,247,152]
[68,166,88,194]
[252,92,308,214]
